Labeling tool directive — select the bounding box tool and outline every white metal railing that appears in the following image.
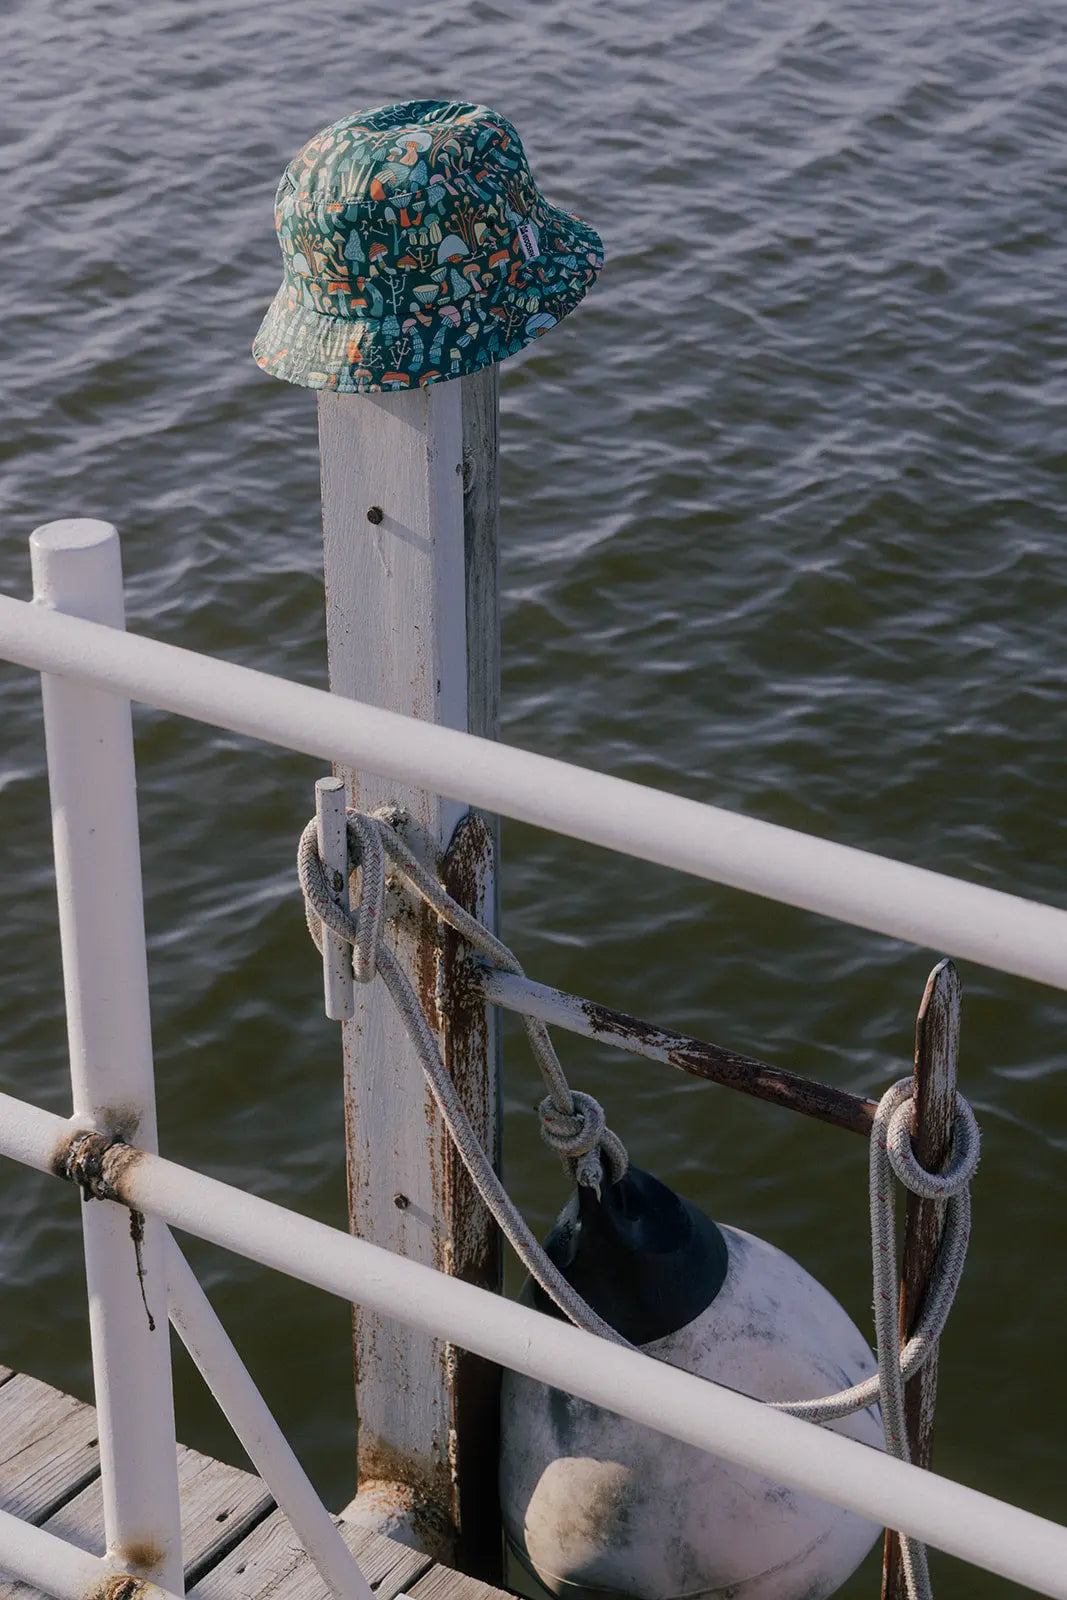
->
[4,1088,1067,1597]
[2,588,1067,992]
[1,520,1066,1600]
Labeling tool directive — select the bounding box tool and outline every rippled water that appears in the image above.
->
[3,2,1066,1594]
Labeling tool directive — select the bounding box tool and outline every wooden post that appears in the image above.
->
[318,369,502,1581]
[881,958,961,1600]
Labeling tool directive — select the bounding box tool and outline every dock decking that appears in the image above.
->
[0,1365,513,1600]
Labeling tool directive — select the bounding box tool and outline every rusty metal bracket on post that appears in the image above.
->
[472,965,878,1138]
[882,958,962,1600]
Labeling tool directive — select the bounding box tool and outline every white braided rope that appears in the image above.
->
[773,1078,980,1600]
[300,809,627,1193]
[298,810,625,1342]
[298,805,980,1600]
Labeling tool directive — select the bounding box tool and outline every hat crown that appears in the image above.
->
[279,99,536,219]
[254,100,603,393]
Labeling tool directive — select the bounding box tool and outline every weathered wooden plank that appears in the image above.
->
[157,1444,275,1586]
[452,368,503,1584]
[0,1425,272,1600]
[408,1560,514,1600]
[0,1369,14,1389]
[0,1373,101,1525]
[190,1505,433,1600]
[13,1442,275,1586]
[444,366,504,1584]
[882,958,961,1600]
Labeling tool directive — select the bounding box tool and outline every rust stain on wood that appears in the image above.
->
[354,1444,456,1565]
[411,876,446,1277]
[440,810,502,1583]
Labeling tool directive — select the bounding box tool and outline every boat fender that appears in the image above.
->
[500,1163,884,1600]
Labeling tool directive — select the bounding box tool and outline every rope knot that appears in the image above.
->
[879,1078,981,1200]
[539,1089,605,1159]
[538,1091,628,1195]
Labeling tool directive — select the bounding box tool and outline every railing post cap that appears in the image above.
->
[30,520,123,625]
[30,518,117,553]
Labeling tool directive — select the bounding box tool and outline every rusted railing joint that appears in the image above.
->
[85,1573,159,1600]
[54,1128,143,1204]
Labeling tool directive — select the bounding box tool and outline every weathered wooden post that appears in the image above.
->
[882,958,961,1600]
[251,100,603,1578]
[319,371,502,1577]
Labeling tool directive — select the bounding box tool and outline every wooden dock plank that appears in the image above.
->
[13,1442,275,1587]
[408,1565,512,1600]
[174,1448,276,1587]
[189,1506,433,1600]
[0,1373,100,1525]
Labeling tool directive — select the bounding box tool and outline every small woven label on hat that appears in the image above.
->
[516,220,541,260]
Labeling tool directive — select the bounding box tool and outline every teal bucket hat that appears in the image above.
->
[253,100,603,393]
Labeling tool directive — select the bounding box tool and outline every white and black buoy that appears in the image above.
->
[500,1164,883,1600]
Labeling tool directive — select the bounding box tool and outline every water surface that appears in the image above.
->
[2,3,1066,1594]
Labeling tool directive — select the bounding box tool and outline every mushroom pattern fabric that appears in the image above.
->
[254,99,604,393]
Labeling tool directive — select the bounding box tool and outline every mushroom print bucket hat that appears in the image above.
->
[253,99,603,392]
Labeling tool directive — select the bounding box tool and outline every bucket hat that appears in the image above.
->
[253,100,603,393]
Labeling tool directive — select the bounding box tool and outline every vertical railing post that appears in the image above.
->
[318,370,502,1579]
[882,958,961,1599]
[30,519,184,1594]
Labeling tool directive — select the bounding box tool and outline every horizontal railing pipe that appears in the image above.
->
[1,594,1065,990]
[474,967,878,1136]
[3,1092,1066,1599]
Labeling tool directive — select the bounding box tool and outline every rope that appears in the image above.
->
[773,1081,979,1423]
[773,1078,980,1600]
[300,809,626,1193]
[298,806,980,1600]
[298,809,626,1343]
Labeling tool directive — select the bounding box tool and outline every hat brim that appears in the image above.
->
[252,203,603,394]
